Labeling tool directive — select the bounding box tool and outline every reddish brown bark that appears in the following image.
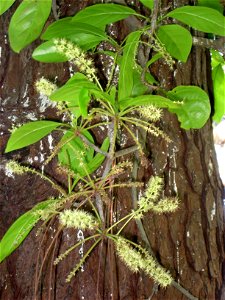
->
[0,1,224,300]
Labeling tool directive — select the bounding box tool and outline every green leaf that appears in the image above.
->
[167,86,211,129]
[87,137,110,174]
[197,0,223,13]
[157,25,192,62]
[50,73,113,107]
[72,4,137,29]
[211,49,224,68]
[67,105,81,119]
[212,64,225,122]
[131,68,149,97]
[78,88,90,117]
[5,121,62,153]
[147,53,163,67]
[118,30,142,100]
[139,0,154,10]
[119,95,176,111]
[0,0,16,15]
[58,131,94,174]
[8,0,52,53]
[41,19,107,46]
[50,74,100,103]
[0,199,57,263]
[167,6,225,36]
[145,72,158,85]
[91,89,115,105]
[119,86,211,129]
[32,40,68,63]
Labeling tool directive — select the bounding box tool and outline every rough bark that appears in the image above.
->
[0,1,224,300]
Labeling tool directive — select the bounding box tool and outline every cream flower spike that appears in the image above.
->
[59,209,99,230]
[35,77,57,96]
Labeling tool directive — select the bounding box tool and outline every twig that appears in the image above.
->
[115,145,139,157]
[193,36,225,55]
[95,193,105,223]
[104,121,116,176]
[147,283,158,300]
[95,120,116,223]
[52,0,59,20]
[77,132,109,157]
[140,0,161,90]
[172,281,198,300]
[150,0,160,35]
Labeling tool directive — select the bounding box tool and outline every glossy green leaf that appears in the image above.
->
[118,30,142,100]
[50,74,100,103]
[91,89,116,105]
[8,0,51,53]
[78,88,90,117]
[211,49,224,68]
[145,72,158,85]
[157,25,192,62]
[72,4,137,29]
[139,0,154,10]
[67,105,81,119]
[0,0,16,15]
[167,6,225,36]
[109,86,117,104]
[120,86,210,129]
[41,17,72,40]
[167,86,211,129]
[119,95,177,111]
[212,64,225,122]
[50,73,113,106]
[58,131,94,174]
[197,0,223,13]
[147,53,163,67]
[42,18,107,45]
[5,121,62,153]
[0,199,57,263]
[131,68,149,97]
[32,40,68,63]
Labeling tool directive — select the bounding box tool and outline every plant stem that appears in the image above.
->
[106,212,133,233]
[115,145,139,157]
[77,132,109,157]
[66,237,102,282]
[31,168,67,196]
[172,281,198,300]
[116,214,135,235]
[54,234,101,265]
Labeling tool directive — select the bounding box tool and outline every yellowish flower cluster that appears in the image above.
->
[152,37,175,69]
[115,237,173,287]
[138,176,163,212]
[35,77,57,96]
[54,38,96,81]
[108,160,133,178]
[8,123,22,134]
[147,124,171,143]
[135,176,179,218]
[152,197,179,214]
[59,209,98,230]
[138,105,162,122]
[5,160,30,175]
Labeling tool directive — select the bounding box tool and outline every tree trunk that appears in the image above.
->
[0,1,224,300]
